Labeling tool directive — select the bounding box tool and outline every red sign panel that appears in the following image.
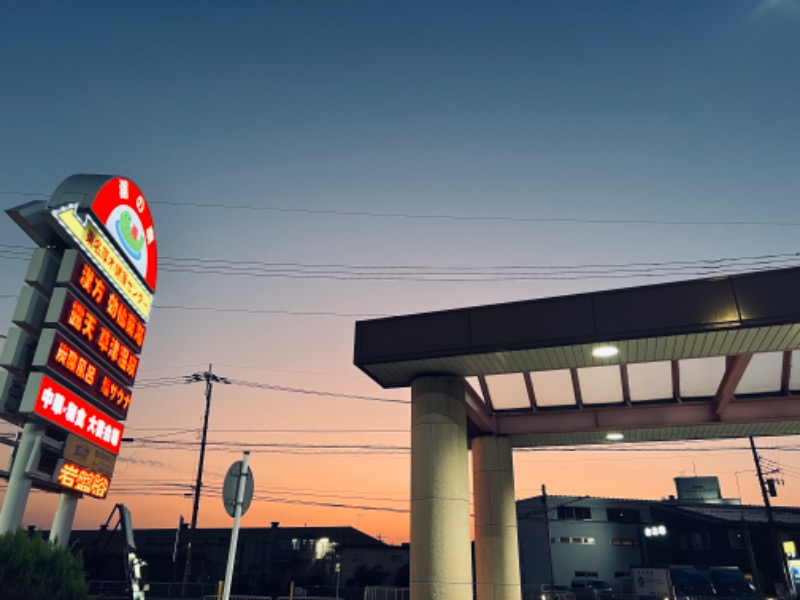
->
[30,374,124,455]
[35,330,131,419]
[56,461,110,499]
[89,177,158,292]
[52,293,139,385]
[50,289,140,384]
[60,251,146,351]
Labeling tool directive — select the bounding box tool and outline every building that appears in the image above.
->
[516,478,800,597]
[68,521,408,598]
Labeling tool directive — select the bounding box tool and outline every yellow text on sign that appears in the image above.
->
[54,207,153,321]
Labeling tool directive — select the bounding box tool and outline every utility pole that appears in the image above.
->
[749,436,791,598]
[181,365,229,598]
[542,484,556,590]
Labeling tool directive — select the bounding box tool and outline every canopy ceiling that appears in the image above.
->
[354,267,800,446]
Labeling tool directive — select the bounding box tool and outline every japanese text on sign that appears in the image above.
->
[52,207,153,321]
[30,374,124,455]
[39,331,132,419]
[64,434,117,478]
[56,461,110,499]
[57,294,139,383]
[63,252,146,350]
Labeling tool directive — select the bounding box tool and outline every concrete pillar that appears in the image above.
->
[473,436,522,600]
[410,376,472,600]
[0,421,45,534]
[50,493,79,547]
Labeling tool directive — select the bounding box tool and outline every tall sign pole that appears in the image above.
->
[0,174,157,537]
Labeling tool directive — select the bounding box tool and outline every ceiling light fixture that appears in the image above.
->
[592,345,619,358]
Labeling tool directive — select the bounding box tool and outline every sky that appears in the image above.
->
[1,0,800,546]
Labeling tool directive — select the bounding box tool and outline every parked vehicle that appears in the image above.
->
[632,565,753,600]
[571,579,614,600]
[534,583,578,600]
[669,567,716,600]
[709,567,756,599]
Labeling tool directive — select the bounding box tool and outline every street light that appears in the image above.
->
[641,524,667,564]
[644,525,668,537]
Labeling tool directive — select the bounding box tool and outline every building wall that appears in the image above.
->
[517,496,651,592]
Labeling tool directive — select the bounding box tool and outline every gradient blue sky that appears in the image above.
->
[1,1,800,544]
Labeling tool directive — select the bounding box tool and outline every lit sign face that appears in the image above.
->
[51,206,153,321]
[89,177,157,292]
[33,330,131,419]
[64,434,116,478]
[23,373,124,455]
[47,290,139,385]
[58,250,146,351]
[56,460,110,499]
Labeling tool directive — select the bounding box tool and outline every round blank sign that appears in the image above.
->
[222,460,254,518]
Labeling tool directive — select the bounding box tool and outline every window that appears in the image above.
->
[606,508,641,524]
[611,539,640,546]
[678,531,711,551]
[728,530,746,550]
[557,506,592,520]
[560,537,596,545]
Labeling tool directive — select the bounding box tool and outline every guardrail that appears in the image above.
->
[363,587,409,600]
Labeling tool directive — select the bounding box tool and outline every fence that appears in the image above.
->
[201,597,338,600]
[362,587,409,600]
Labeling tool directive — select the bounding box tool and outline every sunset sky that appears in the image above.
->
[2,0,800,545]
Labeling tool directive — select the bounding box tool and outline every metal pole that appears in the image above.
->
[640,528,649,564]
[181,365,215,597]
[750,436,791,597]
[50,492,80,546]
[742,517,765,600]
[172,515,184,584]
[542,484,556,590]
[222,451,250,600]
[0,421,46,533]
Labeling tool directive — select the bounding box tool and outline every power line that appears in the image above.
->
[2,242,799,284]
[82,200,800,229]
[226,378,409,404]
[154,304,387,318]
[2,190,800,228]
[132,375,408,404]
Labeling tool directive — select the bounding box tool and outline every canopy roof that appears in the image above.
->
[354,267,800,446]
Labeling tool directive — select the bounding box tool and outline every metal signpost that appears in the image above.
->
[221,451,255,600]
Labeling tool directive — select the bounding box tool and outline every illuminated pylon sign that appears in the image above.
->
[0,174,157,532]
